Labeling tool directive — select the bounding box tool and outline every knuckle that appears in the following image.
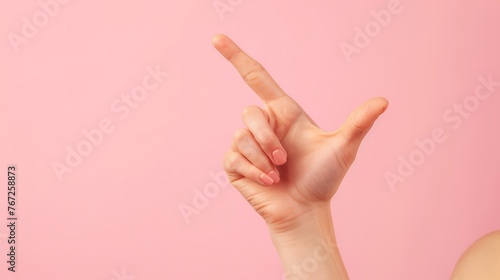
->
[350,116,363,130]
[224,151,241,172]
[242,105,260,118]
[233,128,251,143]
[242,63,264,84]
[255,157,272,172]
[256,131,274,147]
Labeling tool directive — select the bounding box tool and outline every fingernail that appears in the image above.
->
[272,149,287,165]
[260,173,274,185]
[268,170,280,183]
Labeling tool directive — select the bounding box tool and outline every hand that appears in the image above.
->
[213,34,388,233]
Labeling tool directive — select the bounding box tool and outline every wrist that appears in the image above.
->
[268,202,336,251]
[268,202,348,279]
[267,201,333,235]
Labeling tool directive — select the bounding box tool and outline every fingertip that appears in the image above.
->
[364,97,389,117]
[379,97,389,113]
[382,102,389,113]
[212,34,235,51]
[272,149,287,165]
[369,97,389,113]
[212,34,241,60]
[211,34,225,47]
[260,173,275,186]
[341,97,389,142]
[268,170,280,183]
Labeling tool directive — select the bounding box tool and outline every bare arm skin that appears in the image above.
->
[451,230,500,280]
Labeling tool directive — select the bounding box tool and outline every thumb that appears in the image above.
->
[340,97,388,146]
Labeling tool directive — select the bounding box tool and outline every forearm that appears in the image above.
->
[269,203,349,280]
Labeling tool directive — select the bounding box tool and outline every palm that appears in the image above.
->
[231,97,351,225]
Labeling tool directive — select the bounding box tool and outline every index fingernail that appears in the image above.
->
[272,149,287,165]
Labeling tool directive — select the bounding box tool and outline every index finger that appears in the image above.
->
[212,34,287,103]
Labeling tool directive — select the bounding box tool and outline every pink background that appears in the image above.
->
[1,0,500,279]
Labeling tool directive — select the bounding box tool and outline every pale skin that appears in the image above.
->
[212,34,500,279]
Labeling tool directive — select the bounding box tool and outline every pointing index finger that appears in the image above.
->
[212,34,287,103]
